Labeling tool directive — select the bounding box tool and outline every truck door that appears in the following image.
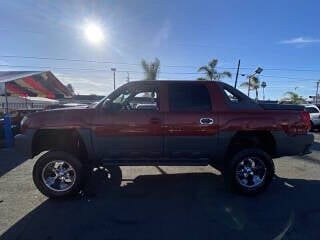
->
[92,84,164,160]
[164,83,219,162]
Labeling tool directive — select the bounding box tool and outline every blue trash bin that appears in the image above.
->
[3,113,13,148]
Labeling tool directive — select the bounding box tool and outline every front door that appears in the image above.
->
[92,84,163,160]
[164,83,218,161]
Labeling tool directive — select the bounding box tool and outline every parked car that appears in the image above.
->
[15,80,314,198]
[303,104,320,130]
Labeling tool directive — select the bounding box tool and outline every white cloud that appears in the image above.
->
[55,73,113,95]
[153,20,171,47]
[280,37,320,44]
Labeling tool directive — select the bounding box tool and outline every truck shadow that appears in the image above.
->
[1,173,320,240]
[311,141,320,151]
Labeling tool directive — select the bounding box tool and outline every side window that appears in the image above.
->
[110,88,159,111]
[306,107,319,113]
[168,84,211,112]
[127,91,159,111]
[224,89,240,103]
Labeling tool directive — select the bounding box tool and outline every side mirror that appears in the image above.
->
[102,99,122,112]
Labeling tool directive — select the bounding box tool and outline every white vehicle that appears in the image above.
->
[304,104,320,130]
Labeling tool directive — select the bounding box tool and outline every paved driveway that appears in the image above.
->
[0,135,319,240]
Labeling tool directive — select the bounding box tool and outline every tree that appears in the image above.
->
[280,91,306,104]
[66,83,75,95]
[141,58,160,80]
[240,75,260,100]
[197,59,232,81]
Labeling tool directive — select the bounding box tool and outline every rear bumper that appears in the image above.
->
[274,132,314,157]
[14,130,35,158]
[311,119,320,127]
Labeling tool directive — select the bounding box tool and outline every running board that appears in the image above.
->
[101,158,210,166]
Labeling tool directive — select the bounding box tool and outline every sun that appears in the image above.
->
[84,22,104,45]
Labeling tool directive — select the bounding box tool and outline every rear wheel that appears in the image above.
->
[33,151,84,198]
[225,148,274,195]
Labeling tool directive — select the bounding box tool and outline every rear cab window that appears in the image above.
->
[168,83,211,112]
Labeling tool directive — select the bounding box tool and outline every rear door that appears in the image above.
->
[164,83,219,161]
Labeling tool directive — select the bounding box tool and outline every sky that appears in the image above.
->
[0,0,320,100]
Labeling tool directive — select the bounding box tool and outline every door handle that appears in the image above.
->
[200,118,214,125]
[150,118,161,124]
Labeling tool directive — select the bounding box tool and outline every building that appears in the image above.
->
[0,71,72,112]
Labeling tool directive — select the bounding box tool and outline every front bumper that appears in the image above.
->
[14,130,35,158]
[274,132,314,157]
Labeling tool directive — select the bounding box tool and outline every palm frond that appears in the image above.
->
[221,71,232,78]
[141,58,160,80]
[198,66,211,73]
[240,82,249,88]
[208,59,218,69]
[141,59,149,72]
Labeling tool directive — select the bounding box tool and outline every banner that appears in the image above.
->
[0,82,5,95]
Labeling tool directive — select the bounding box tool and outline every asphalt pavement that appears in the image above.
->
[0,134,319,240]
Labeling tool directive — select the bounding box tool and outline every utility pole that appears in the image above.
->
[234,59,240,88]
[111,68,116,90]
[316,80,320,104]
[126,72,130,83]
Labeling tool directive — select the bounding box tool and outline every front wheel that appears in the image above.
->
[33,151,84,198]
[225,148,274,195]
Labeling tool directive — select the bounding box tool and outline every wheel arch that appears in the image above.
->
[32,128,94,165]
[225,130,276,160]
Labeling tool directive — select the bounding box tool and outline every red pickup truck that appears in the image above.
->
[15,80,313,198]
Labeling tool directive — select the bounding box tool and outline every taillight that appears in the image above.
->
[301,111,311,131]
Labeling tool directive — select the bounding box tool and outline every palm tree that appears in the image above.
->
[197,59,232,81]
[141,58,160,80]
[240,75,260,100]
[66,83,75,95]
[281,91,306,104]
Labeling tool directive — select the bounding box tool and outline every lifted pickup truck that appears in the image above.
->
[15,80,314,198]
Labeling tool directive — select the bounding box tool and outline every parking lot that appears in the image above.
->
[0,133,319,240]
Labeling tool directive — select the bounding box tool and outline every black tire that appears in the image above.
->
[33,151,84,199]
[224,148,275,195]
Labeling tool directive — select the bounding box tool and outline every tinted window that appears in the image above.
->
[168,84,211,112]
[306,107,319,113]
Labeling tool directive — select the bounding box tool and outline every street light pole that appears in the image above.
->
[316,80,320,104]
[247,67,263,97]
[261,81,267,101]
[111,68,116,90]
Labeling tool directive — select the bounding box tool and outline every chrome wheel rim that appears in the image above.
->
[41,160,76,192]
[235,157,267,188]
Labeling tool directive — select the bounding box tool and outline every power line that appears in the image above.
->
[4,55,320,73]
[0,55,244,69]
[0,63,319,82]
